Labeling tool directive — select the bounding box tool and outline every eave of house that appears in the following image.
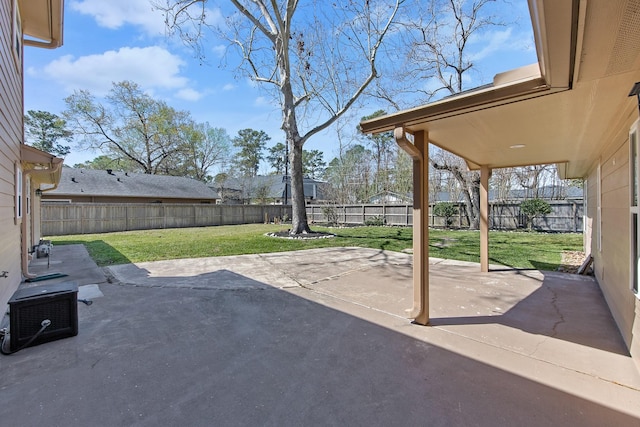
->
[19,0,64,49]
[21,144,63,186]
[360,0,640,179]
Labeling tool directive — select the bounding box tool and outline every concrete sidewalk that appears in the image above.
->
[1,244,639,426]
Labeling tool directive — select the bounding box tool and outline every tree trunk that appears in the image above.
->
[289,138,311,234]
[468,172,481,229]
[432,158,481,230]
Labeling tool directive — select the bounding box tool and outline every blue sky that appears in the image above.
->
[23,0,537,173]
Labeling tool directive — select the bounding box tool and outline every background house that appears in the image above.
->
[212,175,327,205]
[42,167,218,204]
[367,191,413,204]
[0,0,64,307]
[432,186,584,203]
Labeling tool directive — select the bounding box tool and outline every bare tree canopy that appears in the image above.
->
[64,81,185,174]
[182,123,232,183]
[156,0,403,234]
[64,80,229,181]
[402,0,503,229]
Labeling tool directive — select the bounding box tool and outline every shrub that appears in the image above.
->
[433,202,457,228]
[520,198,552,231]
[322,206,339,226]
[364,215,385,226]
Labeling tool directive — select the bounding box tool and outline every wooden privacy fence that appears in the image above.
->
[42,200,583,236]
[42,203,292,236]
[307,201,584,232]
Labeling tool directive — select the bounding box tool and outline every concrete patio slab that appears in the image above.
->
[1,244,639,426]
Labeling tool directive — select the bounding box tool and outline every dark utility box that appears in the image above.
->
[8,282,78,352]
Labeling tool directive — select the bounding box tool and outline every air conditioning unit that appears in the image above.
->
[6,282,78,352]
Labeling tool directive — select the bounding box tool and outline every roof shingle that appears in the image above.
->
[45,168,216,200]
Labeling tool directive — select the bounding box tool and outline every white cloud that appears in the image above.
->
[176,88,203,101]
[222,83,235,91]
[70,0,166,36]
[70,0,224,38]
[212,45,226,57]
[42,46,188,96]
[470,28,534,62]
[254,96,269,106]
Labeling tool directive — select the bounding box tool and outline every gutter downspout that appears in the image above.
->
[395,127,430,325]
[21,161,62,279]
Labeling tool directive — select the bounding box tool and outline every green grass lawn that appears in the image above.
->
[48,224,583,271]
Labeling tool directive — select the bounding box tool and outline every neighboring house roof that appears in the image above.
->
[503,186,584,200]
[45,168,217,200]
[368,191,413,204]
[213,175,326,201]
[360,0,635,180]
[433,186,584,202]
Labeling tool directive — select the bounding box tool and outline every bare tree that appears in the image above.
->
[514,164,562,199]
[325,144,375,204]
[182,123,232,182]
[403,0,502,229]
[490,167,515,201]
[157,0,403,234]
[64,81,188,174]
[430,147,480,227]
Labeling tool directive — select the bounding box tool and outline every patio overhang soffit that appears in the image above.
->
[361,0,640,179]
[19,0,64,49]
[21,145,63,186]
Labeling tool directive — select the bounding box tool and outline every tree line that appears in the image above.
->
[26,90,578,208]
[25,0,580,233]
[24,81,327,184]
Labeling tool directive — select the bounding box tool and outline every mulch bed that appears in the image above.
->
[266,230,336,240]
[558,251,591,274]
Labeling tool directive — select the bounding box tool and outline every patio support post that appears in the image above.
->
[395,127,429,325]
[480,165,491,272]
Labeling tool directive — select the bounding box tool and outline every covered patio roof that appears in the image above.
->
[21,144,63,186]
[19,0,64,49]
[360,0,640,179]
